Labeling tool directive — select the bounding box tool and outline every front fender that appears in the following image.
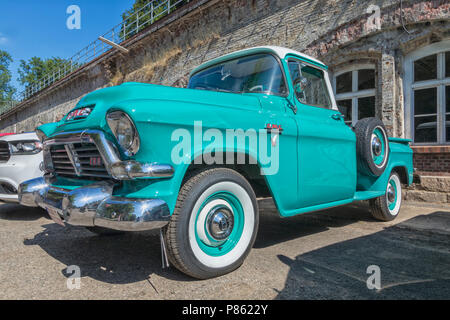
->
[108,98,273,214]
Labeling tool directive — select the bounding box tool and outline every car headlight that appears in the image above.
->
[106,111,140,156]
[9,140,43,155]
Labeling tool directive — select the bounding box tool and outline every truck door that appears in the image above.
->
[287,59,356,208]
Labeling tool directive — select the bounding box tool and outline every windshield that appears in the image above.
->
[188,54,287,96]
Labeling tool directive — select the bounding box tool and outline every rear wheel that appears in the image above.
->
[164,168,259,279]
[369,172,402,221]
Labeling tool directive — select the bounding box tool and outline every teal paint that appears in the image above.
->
[195,191,244,256]
[388,178,398,210]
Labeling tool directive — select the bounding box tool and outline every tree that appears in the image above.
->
[121,0,188,40]
[17,56,76,94]
[0,50,15,102]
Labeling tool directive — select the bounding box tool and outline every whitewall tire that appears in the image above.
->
[369,172,402,221]
[164,167,259,279]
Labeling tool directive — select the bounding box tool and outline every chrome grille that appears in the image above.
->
[0,141,10,162]
[50,142,110,179]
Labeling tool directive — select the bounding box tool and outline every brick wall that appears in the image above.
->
[412,147,450,175]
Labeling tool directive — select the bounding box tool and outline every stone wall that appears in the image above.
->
[405,175,450,203]
[0,0,448,136]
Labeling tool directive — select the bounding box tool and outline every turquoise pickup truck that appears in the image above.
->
[18,46,413,279]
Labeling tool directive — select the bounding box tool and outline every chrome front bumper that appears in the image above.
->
[18,177,170,231]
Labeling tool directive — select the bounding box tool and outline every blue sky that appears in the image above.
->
[0,0,135,92]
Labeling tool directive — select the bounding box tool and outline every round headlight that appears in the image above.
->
[106,111,140,156]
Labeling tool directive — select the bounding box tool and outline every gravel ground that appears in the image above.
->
[0,199,449,300]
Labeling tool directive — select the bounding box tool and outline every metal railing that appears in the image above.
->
[0,100,19,115]
[6,0,190,116]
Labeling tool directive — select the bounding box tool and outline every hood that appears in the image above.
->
[37,121,61,138]
[48,82,261,135]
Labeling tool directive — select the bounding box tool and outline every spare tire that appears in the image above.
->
[354,117,389,177]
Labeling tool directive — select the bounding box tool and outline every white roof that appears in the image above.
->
[240,46,325,65]
[0,132,38,142]
[191,46,326,76]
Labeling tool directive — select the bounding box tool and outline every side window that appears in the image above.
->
[410,51,450,143]
[333,67,376,126]
[288,60,331,109]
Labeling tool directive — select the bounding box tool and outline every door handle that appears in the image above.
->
[331,113,344,121]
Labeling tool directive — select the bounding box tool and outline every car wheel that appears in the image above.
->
[164,167,259,279]
[354,117,389,177]
[369,172,402,221]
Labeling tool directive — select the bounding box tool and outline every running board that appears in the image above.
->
[353,190,385,201]
[280,190,385,218]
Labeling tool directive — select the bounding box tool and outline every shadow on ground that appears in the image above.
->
[19,200,376,286]
[23,223,194,284]
[275,211,450,299]
[0,203,48,221]
[18,198,450,299]
[254,201,376,249]
[20,200,374,285]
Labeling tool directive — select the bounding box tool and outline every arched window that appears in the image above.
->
[404,40,450,144]
[332,64,376,126]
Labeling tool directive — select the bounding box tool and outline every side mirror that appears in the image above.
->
[293,77,308,102]
[337,105,348,115]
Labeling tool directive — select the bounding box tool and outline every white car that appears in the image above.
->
[0,132,44,203]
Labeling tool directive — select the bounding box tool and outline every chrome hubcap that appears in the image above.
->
[387,184,396,203]
[372,136,382,157]
[207,207,234,241]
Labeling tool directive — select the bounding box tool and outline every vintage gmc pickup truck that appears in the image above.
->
[18,46,413,279]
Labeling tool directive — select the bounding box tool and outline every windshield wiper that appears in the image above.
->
[214,88,234,93]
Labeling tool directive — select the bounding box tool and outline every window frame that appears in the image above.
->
[332,64,376,126]
[286,58,334,110]
[188,52,290,98]
[404,40,450,145]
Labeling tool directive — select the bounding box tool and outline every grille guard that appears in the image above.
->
[44,130,174,180]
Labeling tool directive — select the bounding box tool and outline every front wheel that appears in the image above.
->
[164,168,259,279]
[369,172,402,221]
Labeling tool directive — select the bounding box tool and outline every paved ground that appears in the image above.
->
[0,199,449,300]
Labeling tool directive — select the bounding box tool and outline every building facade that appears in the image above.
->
[311,3,450,178]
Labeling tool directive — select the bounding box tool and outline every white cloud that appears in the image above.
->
[0,32,8,44]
